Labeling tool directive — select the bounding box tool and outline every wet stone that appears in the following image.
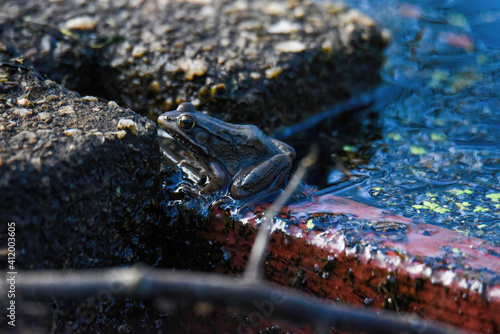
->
[0,61,160,269]
[0,0,389,130]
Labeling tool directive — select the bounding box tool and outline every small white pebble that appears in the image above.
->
[265,67,283,79]
[108,101,120,108]
[59,106,75,115]
[268,20,301,34]
[275,40,306,53]
[117,119,138,135]
[261,2,287,15]
[63,129,78,137]
[65,16,98,30]
[115,130,127,139]
[12,108,32,117]
[132,44,148,58]
[178,59,208,80]
[17,97,30,106]
[38,112,51,122]
[31,157,43,172]
[250,72,261,80]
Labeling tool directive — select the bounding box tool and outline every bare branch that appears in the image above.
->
[8,266,465,334]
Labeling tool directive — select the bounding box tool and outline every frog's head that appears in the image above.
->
[158,102,211,157]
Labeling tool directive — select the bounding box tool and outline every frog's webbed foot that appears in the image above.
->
[174,181,200,197]
[209,195,234,209]
[208,195,249,217]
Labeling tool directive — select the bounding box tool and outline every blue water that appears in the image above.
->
[326,0,500,245]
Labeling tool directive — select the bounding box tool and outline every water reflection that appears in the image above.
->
[323,0,500,244]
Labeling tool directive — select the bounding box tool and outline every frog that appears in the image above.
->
[158,102,295,201]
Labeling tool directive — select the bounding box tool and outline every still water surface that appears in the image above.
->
[325,0,500,245]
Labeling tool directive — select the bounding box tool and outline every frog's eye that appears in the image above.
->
[177,114,195,130]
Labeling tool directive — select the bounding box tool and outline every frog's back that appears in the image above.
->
[209,120,282,174]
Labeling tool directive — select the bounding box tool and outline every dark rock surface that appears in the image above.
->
[0,0,391,331]
[0,61,160,269]
[0,0,389,130]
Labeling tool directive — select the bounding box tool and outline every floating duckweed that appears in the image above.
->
[443,196,454,202]
[451,189,473,196]
[430,133,446,141]
[473,206,489,213]
[434,207,451,214]
[426,192,438,197]
[410,146,426,155]
[477,224,488,229]
[116,186,121,197]
[486,193,500,202]
[306,219,315,230]
[495,204,500,209]
[448,13,468,27]
[456,202,471,210]
[422,201,437,208]
[371,187,383,196]
[477,53,488,65]
[387,133,402,141]
[413,201,450,213]
[428,70,448,88]
[452,71,479,92]
[452,248,462,254]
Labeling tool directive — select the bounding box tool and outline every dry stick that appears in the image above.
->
[11,266,464,334]
[243,146,318,282]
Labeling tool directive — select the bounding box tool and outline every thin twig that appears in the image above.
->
[244,146,318,282]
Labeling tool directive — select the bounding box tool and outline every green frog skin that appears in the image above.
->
[158,102,295,200]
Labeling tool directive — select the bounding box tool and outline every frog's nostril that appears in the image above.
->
[158,115,168,124]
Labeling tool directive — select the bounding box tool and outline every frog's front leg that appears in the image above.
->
[230,154,292,200]
[200,161,230,195]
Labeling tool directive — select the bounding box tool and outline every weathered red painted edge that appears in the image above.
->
[201,194,500,333]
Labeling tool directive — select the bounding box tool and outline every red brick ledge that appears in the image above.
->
[202,194,500,333]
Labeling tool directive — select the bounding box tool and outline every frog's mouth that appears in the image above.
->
[161,125,210,158]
